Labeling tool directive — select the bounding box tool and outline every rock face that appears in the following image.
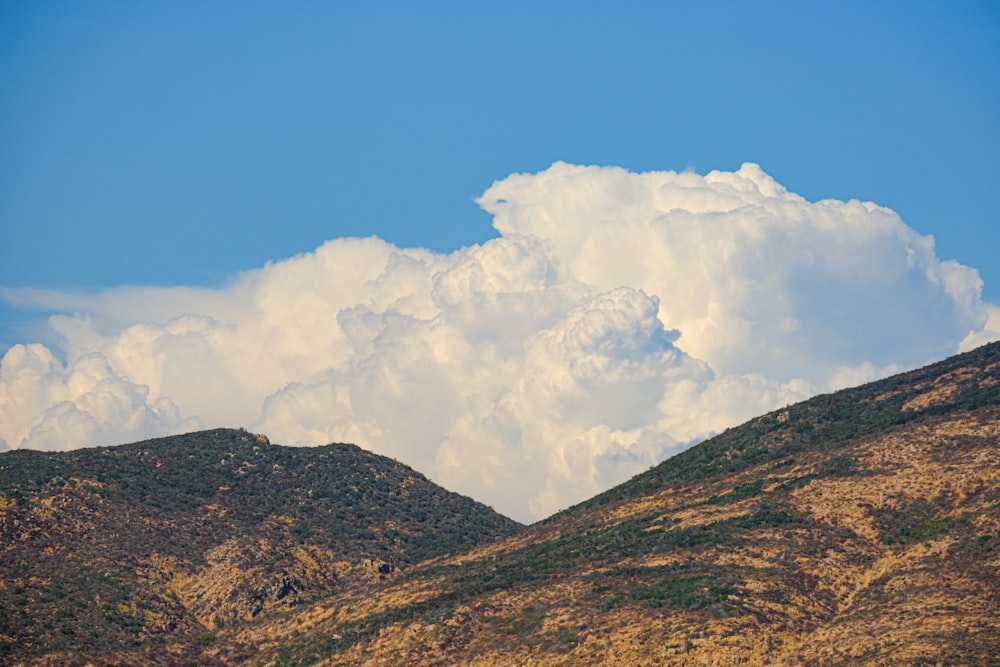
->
[2,343,999,666]
[0,429,522,665]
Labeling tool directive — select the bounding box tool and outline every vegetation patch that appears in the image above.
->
[592,564,742,615]
[706,480,765,505]
[869,497,961,548]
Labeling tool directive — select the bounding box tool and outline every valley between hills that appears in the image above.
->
[2,342,999,666]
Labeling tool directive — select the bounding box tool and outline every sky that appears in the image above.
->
[1,2,998,522]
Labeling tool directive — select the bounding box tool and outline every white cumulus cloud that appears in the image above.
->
[1,162,995,520]
[0,343,194,452]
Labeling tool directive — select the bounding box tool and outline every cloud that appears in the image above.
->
[960,304,1000,353]
[0,343,194,452]
[479,162,987,382]
[1,162,995,521]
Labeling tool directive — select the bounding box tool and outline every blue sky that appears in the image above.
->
[2,2,999,520]
[2,2,997,294]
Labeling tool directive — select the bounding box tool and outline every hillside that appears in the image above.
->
[2,342,999,666]
[0,429,521,665]
[201,341,1000,666]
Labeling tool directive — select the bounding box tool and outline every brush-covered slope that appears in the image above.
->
[0,428,521,665]
[205,342,1000,666]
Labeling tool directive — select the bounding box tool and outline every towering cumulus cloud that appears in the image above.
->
[1,163,995,521]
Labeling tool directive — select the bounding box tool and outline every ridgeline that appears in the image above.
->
[2,342,999,665]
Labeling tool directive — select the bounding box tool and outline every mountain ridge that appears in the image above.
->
[2,342,998,665]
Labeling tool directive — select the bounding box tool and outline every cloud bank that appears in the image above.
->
[1,163,995,521]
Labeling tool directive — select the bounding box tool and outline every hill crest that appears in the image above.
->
[0,428,521,663]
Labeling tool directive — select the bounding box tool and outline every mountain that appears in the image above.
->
[2,342,998,666]
[206,341,999,666]
[0,428,521,665]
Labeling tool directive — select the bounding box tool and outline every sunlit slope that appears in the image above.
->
[212,342,1000,666]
